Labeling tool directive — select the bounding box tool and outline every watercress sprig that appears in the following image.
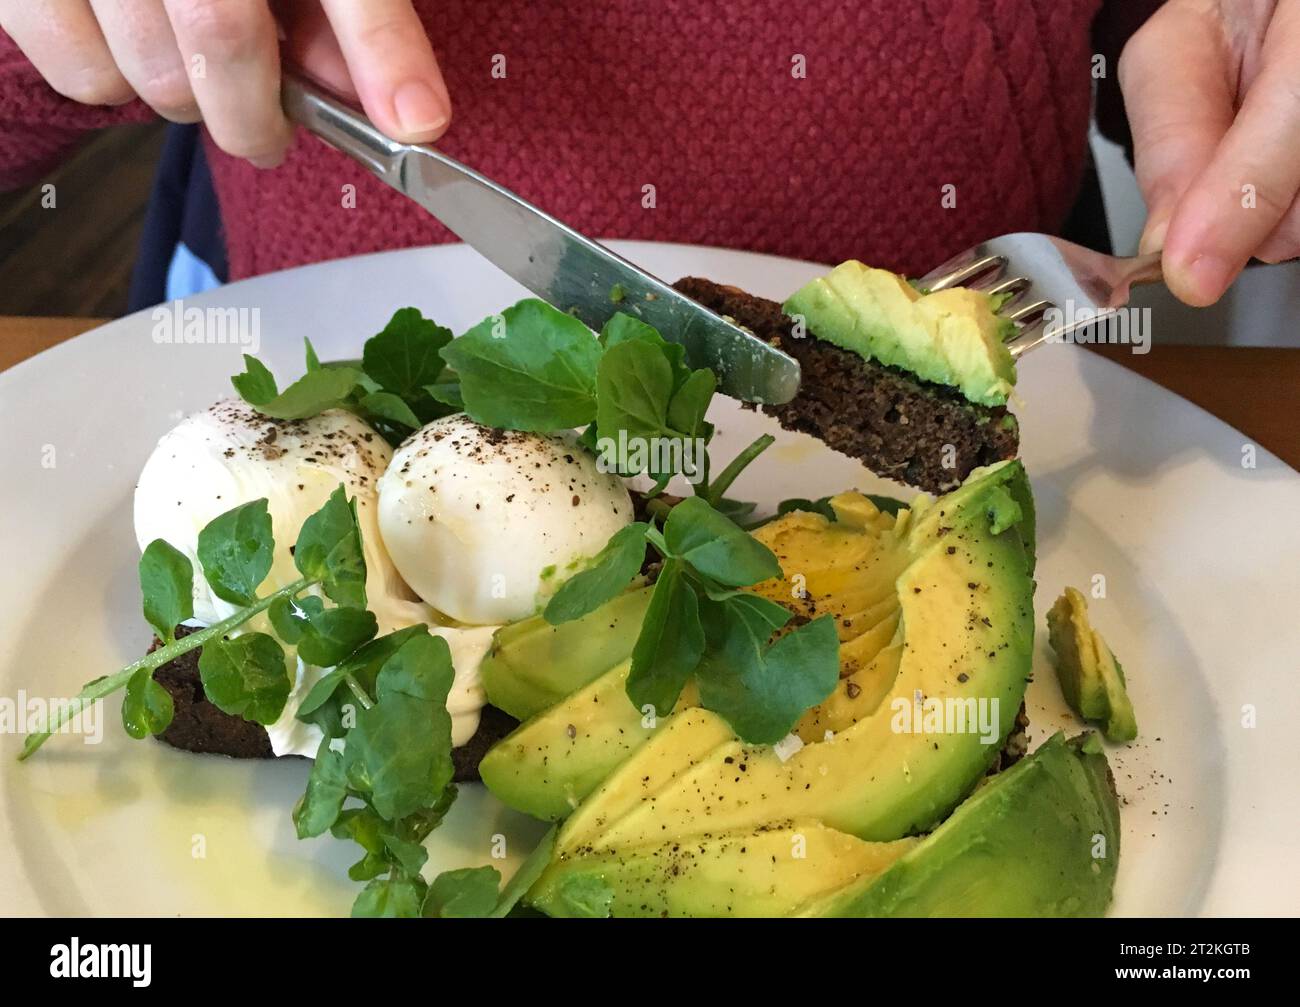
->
[231,308,457,445]
[290,627,466,917]
[17,486,367,760]
[544,496,840,745]
[442,300,772,499]
[420,824,560,918]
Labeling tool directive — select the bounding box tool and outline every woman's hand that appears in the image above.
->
[1120,0,1300,306]
[0,0,450,168]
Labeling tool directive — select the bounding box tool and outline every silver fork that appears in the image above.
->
[917,234,1165,358]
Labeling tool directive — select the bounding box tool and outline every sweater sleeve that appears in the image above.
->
[0,28,154,191]
[1092,0,1166,160]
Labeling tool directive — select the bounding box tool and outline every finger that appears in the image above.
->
[275,0,354,100]
[318,0,450,142]
[1160,36,1300,304]
[1255,200,1300,265]
[89,0,198,121]
[163,0,293,167]
[0,0,135,105]
[1118,3,1236,255]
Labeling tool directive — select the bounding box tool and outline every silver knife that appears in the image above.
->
[282,76,800,405]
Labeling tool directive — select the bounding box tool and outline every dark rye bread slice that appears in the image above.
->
[673,277,1019,492]
[146,625,517,783]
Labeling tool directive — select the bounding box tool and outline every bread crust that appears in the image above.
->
[673,277,1019,492]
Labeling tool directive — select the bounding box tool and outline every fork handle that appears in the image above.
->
[1010,251,1165,358]
[1109,251,1164,305]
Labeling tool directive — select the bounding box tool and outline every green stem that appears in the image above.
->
[18,576,314,761]
[643,525,670,559]
[642,497,675,524]
[705,434,775,507]
[693,451,712,500]
[343,673,374,712]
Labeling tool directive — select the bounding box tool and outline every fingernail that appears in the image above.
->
[1138,214,1169,255]
[1180,253,1234,305]
[393,80,448,138]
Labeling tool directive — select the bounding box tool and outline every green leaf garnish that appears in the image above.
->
[295,605,378,668]
[197,632,290,725]
[362,307,453,401]
[544,522,648,624]
[343,632,455,821]
[330,806,389,880]
[17,571,311,760]
[440,299,602,430]
[549,873,614,918]
[695,600,840,744]
[195,499,274,606]
[423,866,501,918]
[19,487,375,766]
[295,624,428,734]
[293,486,367,609]
[595,338,675,445]
[714,497,758,521]
[382,834,430,877]
[865,493,907,516]
[267,594,309,644]
[358,390,421,431]
[352,874,426,919]
[777,497,838,521]
[231,309,462,444]
[627,560,704,717]
[231,357,363,420]
[600,312,690,385]
[121,667,174,739]
[663,496,781,587]
[30,291,857,919]
[293,739,347,839]
[424,380,464,409]
[230,354,277,404]
[666,368,717,440]
[138,539,193,643]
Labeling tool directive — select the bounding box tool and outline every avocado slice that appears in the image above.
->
[550,461,1036,855]
[784,260,1017,406]
[796,733,1120,917]
[480,586,653,721]
[528,732,1119,917]
[531,821,919,918]
[1047,587,1138,743]
[479,494,910,819]
[478,660,699,821]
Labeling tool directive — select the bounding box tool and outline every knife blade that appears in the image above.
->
[282,76,800,404]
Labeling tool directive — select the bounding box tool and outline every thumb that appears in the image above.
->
[1118,5,1236,253]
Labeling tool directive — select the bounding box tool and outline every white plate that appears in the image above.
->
[2,241,1297,917]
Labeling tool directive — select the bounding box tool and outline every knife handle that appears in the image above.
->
[282,75,407,182]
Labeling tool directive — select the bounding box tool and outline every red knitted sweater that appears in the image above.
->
[3,1,1122,280]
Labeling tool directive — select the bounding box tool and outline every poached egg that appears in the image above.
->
[377,414,634,625]
[133,399,494,753]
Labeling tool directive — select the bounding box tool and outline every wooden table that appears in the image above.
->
[3,315,1298,471]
